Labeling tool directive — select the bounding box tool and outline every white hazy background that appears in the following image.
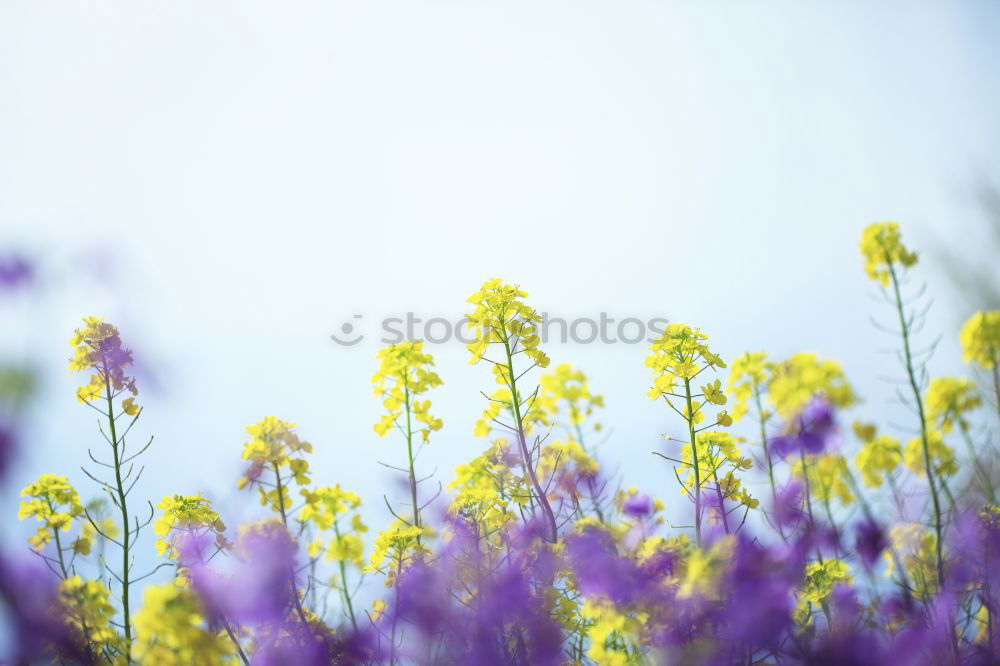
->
[2,0,1000,558]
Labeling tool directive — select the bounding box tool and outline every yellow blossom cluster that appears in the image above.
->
[371,340,443,440]
[300,484,368,568]
[154,494,226,558]
[537,363,604,429]
[924,377,981,433]
[69,316,139,415]
[18,474,87,553]
[792,454,854,506]
[795,559,852,626]
[367,520,434,587]
[132,583,233,665]
[859,221,918,286]
[903,430,957,479]
[237,417,313,516]
[726,352,770,422]
[59,575,122,655]
[465,278,550,370]
[852,422,902,488]
[767,353,857,418]
[960,310,1000,369]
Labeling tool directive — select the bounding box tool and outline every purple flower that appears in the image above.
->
[772,480,805,528]
[179,522,298,628]
[0,417,16,478]
[0,254,32,291]
[0,555,84,663]
[716,534,803,651]
[566,528,647,606]
[623,492,654,520]
[771,397,837,459]
[385,516,563,666]
[855,518,887,568]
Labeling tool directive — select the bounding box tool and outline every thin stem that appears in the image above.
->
[502,333,558,543]
[103,363,132,658]
[886,260,945,590]
[403,385,420,529]
[958,421,995,504]
[272,463,288,526]
[683,377,703,545]
[333,521,358,632]
[222,618,250,665]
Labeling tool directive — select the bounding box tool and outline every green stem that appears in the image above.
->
[403,385,420,529]
[683,378,703,545]
[886,260,945,590]
[48,499,70,580]
[102,365,132,658]
[501,334,558,543]
[754,388,778,503]
[272,463,288,525]
[332,521,358,632]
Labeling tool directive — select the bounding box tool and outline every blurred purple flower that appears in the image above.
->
[772,480,805,529]
[386,517,563,666]
[623,492,654,520]
[0,555,84,663]
[0,417,15,478]
[179,522,297,628]
[855,518,887,568]
[0,254,32,291]
[771,397,837,459]
[715,534,803,651]
[566,528,647,606]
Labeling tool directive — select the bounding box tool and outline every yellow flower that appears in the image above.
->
[726,352,771,422]
[18,475,85,553]
[154,494,226,559]
[768,353,857,418]
[465,278,549,370]
[903,430,957,479]
[795,559,852,625]
[237,417,314,516]
[448,440,524,533]
[59,576,122,652]
[853,425,901,488]
[367,520,434,587]
[298,484,368,569]
[924,377,981,433]
[371,341,443,442]
[859,222,918,286]
[133,583,233,664]
[960,310,1000,368]
[646,324,726,400]
[68,317,139,409]
[537,363,604,429]
[793,454,854,506]
[701,379,727,406]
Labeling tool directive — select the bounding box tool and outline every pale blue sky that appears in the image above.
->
[2,1,1000,558]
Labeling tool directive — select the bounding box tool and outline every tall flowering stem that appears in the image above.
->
[372,341,443,530]
[467,279,556,543]
[861,222,945,589]
[70,317,153,659]
[647,324,731,545]
[236,417,315,633]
